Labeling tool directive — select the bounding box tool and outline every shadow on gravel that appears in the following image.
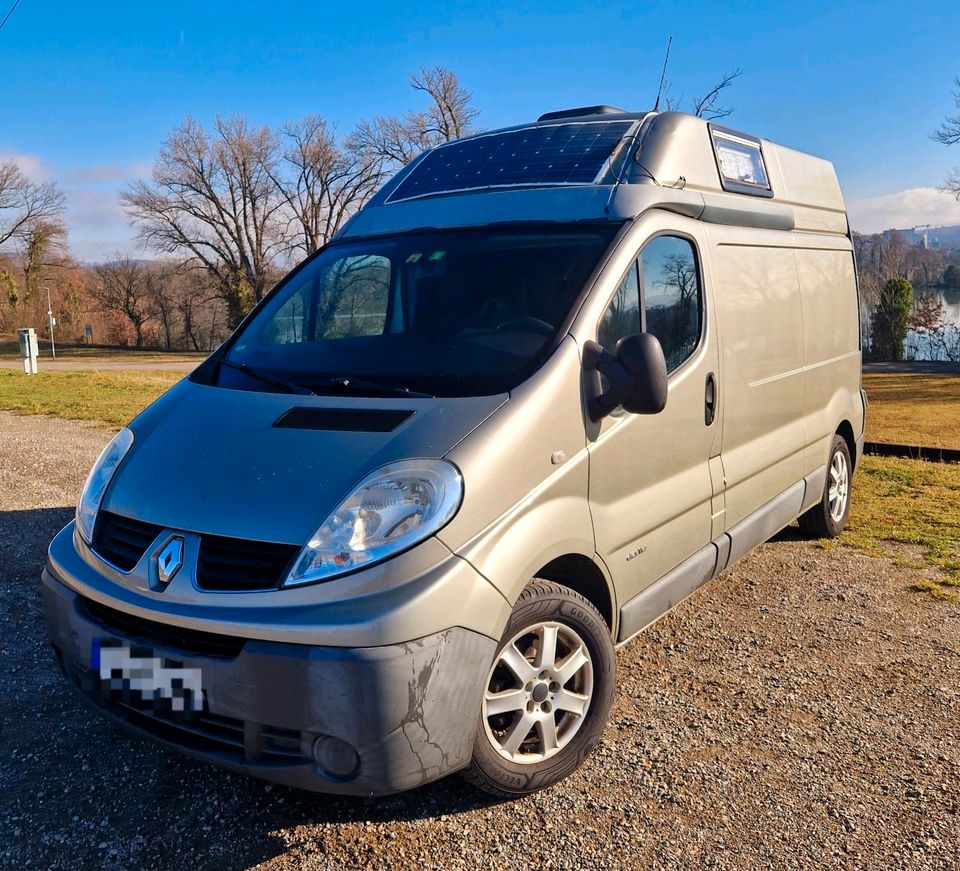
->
[768,523,807,543]
[1,506,506,869]
[0,506,74,580]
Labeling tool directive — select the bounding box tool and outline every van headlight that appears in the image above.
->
[284,459,463,587]
[76,427,134,544]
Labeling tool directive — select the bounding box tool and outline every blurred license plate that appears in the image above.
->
[92,639,203,712]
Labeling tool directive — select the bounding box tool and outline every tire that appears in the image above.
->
[798,434,852,538]
[462,580,616,798]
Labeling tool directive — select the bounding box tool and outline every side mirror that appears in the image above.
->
[583,333,668,421]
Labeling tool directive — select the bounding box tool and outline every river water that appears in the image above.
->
[905,286,960,361]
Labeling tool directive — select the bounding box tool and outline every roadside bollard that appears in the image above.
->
[17,327,39,375]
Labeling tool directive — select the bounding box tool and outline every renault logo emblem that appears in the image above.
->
[157,537,185,584]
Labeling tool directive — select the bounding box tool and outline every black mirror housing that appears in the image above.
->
[583,333,668,421]
[615,333,668,414]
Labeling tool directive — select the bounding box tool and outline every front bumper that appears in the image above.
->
[43,571,495,795]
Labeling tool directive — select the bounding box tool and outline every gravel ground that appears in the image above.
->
[1,410,958,870]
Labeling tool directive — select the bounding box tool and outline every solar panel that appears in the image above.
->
[386,121,635,204]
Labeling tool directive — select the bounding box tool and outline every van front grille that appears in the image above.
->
[196,535,300,592]
[109,700,307,764]
[90,510,301,592]
[77,596,246,658]
[60,654,308,764]
[92,511,163,571]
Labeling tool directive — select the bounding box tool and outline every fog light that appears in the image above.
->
[312,735,360,781]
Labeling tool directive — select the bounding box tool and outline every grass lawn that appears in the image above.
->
[821,454,960,601]
[0,370,181,428]
[862,372,960,450]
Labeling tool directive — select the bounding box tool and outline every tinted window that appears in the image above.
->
[220,224,621,397]
[598,262,640,352]
[640,236,701,372]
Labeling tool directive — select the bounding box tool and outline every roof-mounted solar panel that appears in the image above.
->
[386,120,635,204]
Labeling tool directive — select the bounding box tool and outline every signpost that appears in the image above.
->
[45,287,57,359]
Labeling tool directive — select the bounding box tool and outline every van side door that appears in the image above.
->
[582,215,721,632]
[708,229,806,530]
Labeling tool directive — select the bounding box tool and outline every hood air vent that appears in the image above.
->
[273,407,415,433]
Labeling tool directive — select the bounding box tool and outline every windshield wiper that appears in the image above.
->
[220,359,316,395]
[323,376,434,399]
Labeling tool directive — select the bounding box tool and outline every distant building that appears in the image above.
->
[883,224,960,250]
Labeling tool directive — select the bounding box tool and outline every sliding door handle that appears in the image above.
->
[705,372,717,426]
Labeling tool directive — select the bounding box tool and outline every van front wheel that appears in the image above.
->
[462,580,615,797]
[799,434,852,538]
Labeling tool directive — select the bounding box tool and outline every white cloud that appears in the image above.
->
[63,160,153,185]
[0,148,150,261]
[0,150,55,183]
[63,189,139,262]
[847,186,960,234]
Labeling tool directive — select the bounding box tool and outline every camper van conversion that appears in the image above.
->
[44,108,865,797]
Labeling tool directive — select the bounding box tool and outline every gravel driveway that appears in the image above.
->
[1,410,958,870]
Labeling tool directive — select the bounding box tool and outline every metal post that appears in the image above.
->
[45,286,56,359]
[17,327,38,374]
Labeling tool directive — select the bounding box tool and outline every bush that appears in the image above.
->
[944,264,960,289]
[872,277,913,361]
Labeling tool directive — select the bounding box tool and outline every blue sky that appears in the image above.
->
[2,0,960,259]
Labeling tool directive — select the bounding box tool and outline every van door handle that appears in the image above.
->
[704,372,717,426]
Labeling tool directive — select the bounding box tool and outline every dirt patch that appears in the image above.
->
[1,412,958,870]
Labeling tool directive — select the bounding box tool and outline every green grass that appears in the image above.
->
[829,454,960,601]
[0,370,181,428]
[863,372,960,450]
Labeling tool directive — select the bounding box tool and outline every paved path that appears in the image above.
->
[0,357,202,372]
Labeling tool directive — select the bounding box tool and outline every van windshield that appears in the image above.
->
[218,224,621,397]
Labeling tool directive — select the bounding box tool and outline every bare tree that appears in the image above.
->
[932,77,960,145]
[121,116,286,327]
[20,218,67,304]
[933,77,960,198]
[93,256,155,347]
[691,69,742,120]
[173,265,224,350]
[143,261,179,349]
[0,161,65,250]
[271,115,381,257]
[123,68,478,329]
[665,69,743,120]
[352,66,479,170]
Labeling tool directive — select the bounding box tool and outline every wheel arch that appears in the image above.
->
[533,553,615,634]
[836,419,857,468]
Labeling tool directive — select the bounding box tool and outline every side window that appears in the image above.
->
[640,236,702,372]
[264,285,309,345]
[598,262,640,352]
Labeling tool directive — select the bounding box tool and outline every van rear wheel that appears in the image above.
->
[462,580,615,797]
[799,434,852,538]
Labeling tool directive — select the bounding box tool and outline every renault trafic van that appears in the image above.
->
[44,108,865,797]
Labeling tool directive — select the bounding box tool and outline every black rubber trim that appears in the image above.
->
[77,596,246,659]
[864,441,960,463]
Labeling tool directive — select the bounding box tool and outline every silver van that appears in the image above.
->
[43,107,865,797]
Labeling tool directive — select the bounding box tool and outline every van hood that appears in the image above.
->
[105,379,507,545]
